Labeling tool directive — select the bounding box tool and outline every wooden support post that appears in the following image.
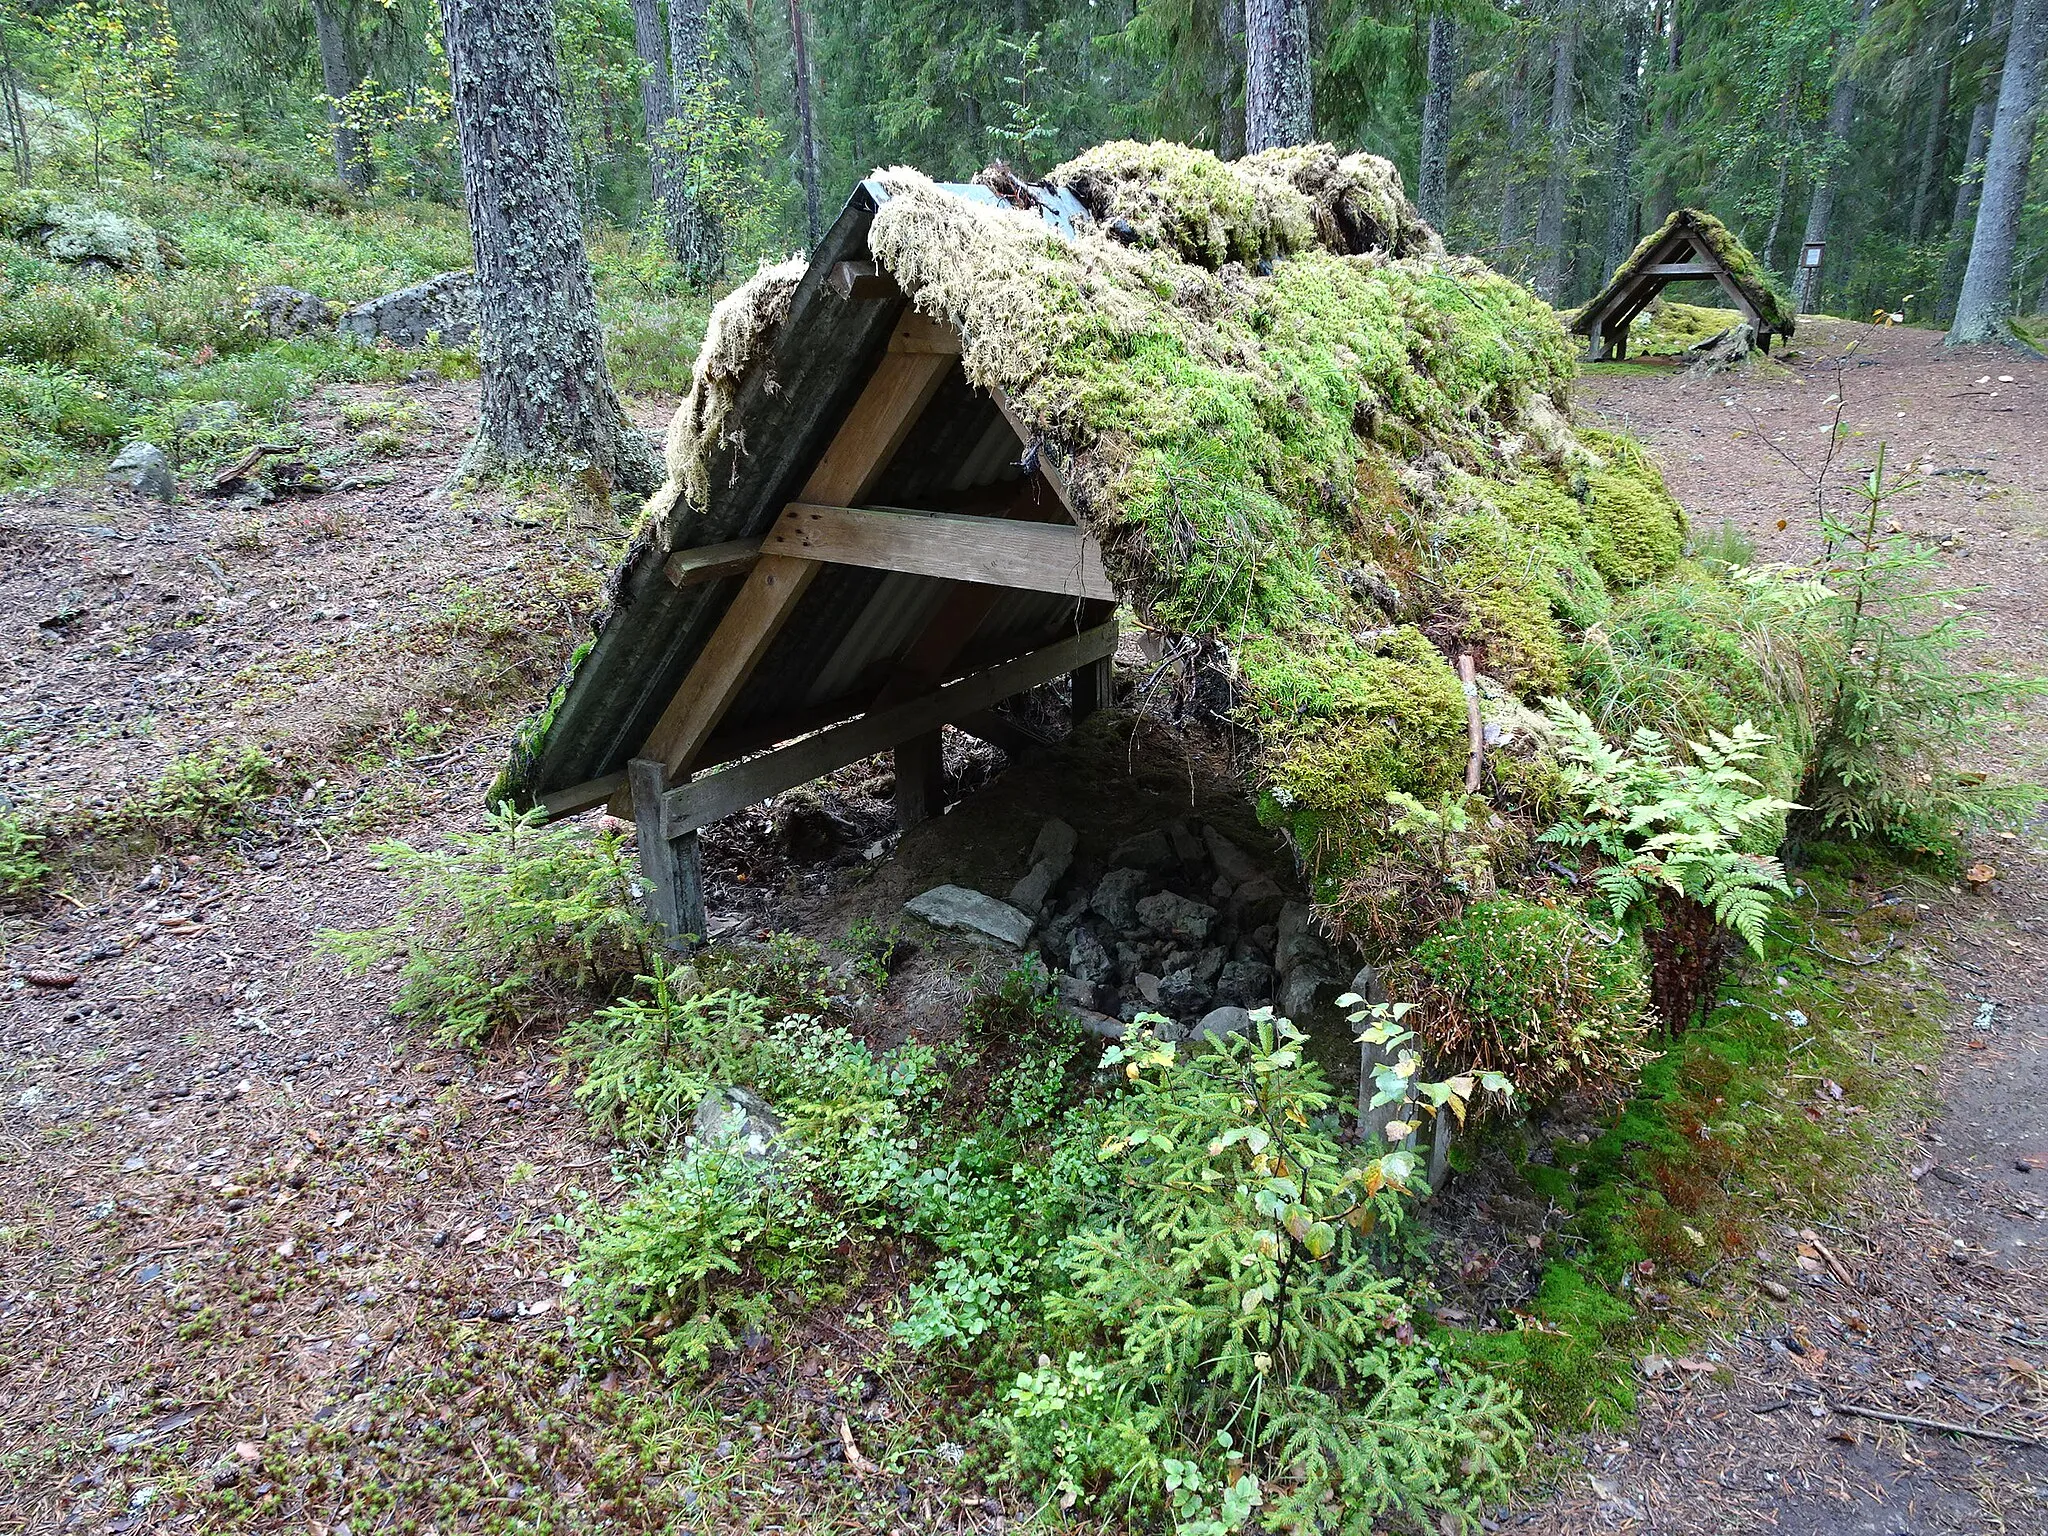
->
[629,757,705,947]
[1071,654,1112,723]
[893,729,945,828]
[1427,1114,1453,1195]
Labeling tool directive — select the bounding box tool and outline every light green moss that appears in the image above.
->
[1602,209,1795,337]
[1240,625,1469,872]
[1579,429,1685,588]
[1052,139,1318,270]
[1437,511,1572,697]
[490,635,595,808]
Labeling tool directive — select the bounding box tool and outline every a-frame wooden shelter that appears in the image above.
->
[1572,209,1796,361]
[501,180,1120,943]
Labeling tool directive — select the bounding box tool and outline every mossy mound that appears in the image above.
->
[0,189,176,274]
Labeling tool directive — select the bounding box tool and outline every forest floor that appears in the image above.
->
[0,318,2045,1534]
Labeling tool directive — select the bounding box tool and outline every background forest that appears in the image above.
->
[2,0,2041,334]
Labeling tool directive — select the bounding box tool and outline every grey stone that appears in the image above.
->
[1157,967,1208,1017]
[1211,873,1234,902]
[1166,820,1205,868]
[694,1087,783,1162]
[26,201,165,272]
[1214,958,1276,1009]
[1202,825,1264,885]
[106,441,173,501]
[1348,963,1389,1006]
[904,884,1033,947]
[1134,971,1162,1007]
[1029,817,1079,869]
[1108,828,1176,871]
[1135,890,1215,944]
[246,285,337,338]
[1074,1008,1126,1040]
[1191,1005,1252,1042]
[1191,945,1227,985]
[337,269,479,347]
[1114,941,1146,982]
[1067,925,1115,986]
[1058,972,1113,1016]
[1091,867,1150,930]
[1227,875,1288,930]
[1008,860,1062,914]
[1278,963,1344,1029]
[1274,902,1334,977]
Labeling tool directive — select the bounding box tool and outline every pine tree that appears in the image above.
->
[1245,0,1311,150]
[1948,0,2044,344]
[436,0,659,492]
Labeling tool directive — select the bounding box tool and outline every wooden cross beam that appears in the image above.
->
[651,621,1117,840]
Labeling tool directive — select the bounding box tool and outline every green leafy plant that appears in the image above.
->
[0,806,48,896]
[323,806,651,1046]
[1012,1016,1527,1533]
[1801,445,2047,852]
[1540,700,1797,1029]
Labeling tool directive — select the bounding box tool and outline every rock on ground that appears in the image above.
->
[903,884,1033,947]
[246,286,338,338]
[106,441,174,501]
[338,271,479,347]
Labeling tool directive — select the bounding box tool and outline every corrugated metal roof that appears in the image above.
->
[510,176,1104,812]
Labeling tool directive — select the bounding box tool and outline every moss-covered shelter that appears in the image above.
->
[1572,208,1797,360]
[496,143,1756,968]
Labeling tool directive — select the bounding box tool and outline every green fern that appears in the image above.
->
[1539,701,1797,957]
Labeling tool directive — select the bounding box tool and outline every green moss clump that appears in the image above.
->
[1052,139,1318,270]
[1403,896,1652,1102]
[491,636,596,809]
[1241,625,1469,866]
[1629,299,1745,355]
[1580,429,1686,587]
[1440,1263,1640,1429]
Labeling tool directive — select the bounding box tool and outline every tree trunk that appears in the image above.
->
[627,0,675,218]
[1499,47,1528,260]
[1645,0,1682,227]
[666,0,721,282]
[1761,77,1796,270]
[1219,0,1246,160]
[1909,42,1954,243]
[436,0,658,493]
[1418,11,1456,228]
[1604,3,1645,279]
[1534,9,1579,303]
[787,0,822,246]
[1949,0,2045,344]
[311,0,372,190]
[0,13,30,188]
[1793,0,1873,315]
[1939,98,1995,319]
[1245,0,1312,152]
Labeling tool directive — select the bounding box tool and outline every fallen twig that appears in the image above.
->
[836,1412,878,1476]
[1798,933,1900,968]
[1828,1398,2045,1449]
[1457,651,1483,793]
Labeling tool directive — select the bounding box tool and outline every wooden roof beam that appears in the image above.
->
[629,322,960,791]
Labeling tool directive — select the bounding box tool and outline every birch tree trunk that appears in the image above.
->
[1949,0,2045,344]
[1418,10,1456,229]
[1604,3,1645,279]
[312,0,372,190]
[666,0,722,283]
[1938,99,1994,319]
[1219,0,1246,160]
[1534,10,1579,303]
[1245,0,1311,152]
[1794,0,1873,315]
[788,0,823,246]
[436,0,658,493]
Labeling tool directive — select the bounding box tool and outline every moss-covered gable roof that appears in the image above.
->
[500,143,1712,942]
[1577,208,1796,339]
